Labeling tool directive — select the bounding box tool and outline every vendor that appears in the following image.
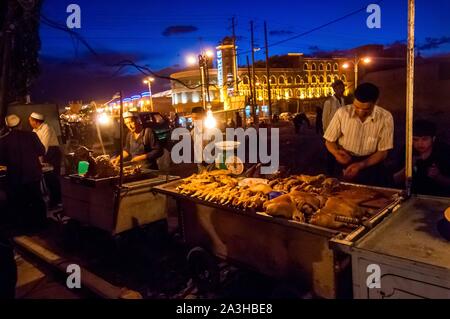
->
[323,83,394,186]
[29,112,62,208]
[394,119,450,197]
[111,112,163,169]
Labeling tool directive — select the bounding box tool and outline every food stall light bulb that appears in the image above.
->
[204,110,216,129]
[97,113,111,125]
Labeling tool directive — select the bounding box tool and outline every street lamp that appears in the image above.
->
[187,49,215,117]
[342,56,372,89]
[143,77,154,112]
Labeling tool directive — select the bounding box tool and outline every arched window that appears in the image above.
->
[333,63,339,71]
[319,76,324,83]
[270,75,277,84]
[242,75,249,85]
[312,75,317,84]
[326,63,332,71]
[311,63,317,71]
[278,76,286,85]
[287,76,294,84]
[304,63,309,71]
[341,74,347,82]
[319,63,324,71]
[334,75,340,82]
[327,75,332,83]
[295,75,302,84]
[261,75,267,84]
[304,75,309,83]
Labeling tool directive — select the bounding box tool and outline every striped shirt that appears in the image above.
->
[322,95,345,132]
[323,105,394,156]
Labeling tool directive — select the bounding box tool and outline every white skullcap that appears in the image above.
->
[5,114,21,128]
[30,112,45,121]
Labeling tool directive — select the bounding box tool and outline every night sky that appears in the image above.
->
[34,0,450,104]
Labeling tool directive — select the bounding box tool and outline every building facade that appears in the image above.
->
[171,38,355,114]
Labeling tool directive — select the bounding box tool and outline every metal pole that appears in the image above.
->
[119,91,124,188]
[246,56,255,124]
[354,57,359,89]
[232,16,239,94]
[147,80,154,112]
[199,60,206,109]
[264,21,272,120]
[250,21,258,125]
[205,56,211,105]
[405,0,415,196]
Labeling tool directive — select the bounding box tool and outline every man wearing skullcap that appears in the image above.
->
[29,112,62,208]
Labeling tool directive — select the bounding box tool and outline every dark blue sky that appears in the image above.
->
[35,0,450,103]
[41,0,450,69]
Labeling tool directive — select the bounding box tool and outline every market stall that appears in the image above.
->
[153,170,404,298]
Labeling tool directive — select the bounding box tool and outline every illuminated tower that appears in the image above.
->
[216,37,238,110]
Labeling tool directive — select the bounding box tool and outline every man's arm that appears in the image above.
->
[39,125,51,153]
[325,140,352,165]
[133,128,163,162]
[32,132,46,157]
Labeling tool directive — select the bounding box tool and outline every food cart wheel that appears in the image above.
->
[187,247,220,292]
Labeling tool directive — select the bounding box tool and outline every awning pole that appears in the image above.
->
[405,0,415,197]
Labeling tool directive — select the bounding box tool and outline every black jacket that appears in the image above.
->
[0,129,45,186]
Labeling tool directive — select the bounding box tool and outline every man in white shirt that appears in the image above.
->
[323,83,394,186]
[322,80,346,176]
[29,112,62,207]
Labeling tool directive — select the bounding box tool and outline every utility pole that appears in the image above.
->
[405,0,415,197]
[246,56,255,125]
[250,21,258,125]
[264,21,272,120]
[231,16,239,94]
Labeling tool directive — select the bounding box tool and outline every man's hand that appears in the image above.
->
[334,149,352,165]
[427,164,441,180]
[343,162,365,180]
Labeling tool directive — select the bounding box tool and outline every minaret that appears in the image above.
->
[216,37,238,110]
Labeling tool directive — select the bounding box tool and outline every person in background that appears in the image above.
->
[322,80,346,176]
[29,112,62,208]
[293,112,310,134]
[324,83,394,186]
[235,112,243,128]
[0,114,47,231]
[111,112,163,170]
[394,119,450,197]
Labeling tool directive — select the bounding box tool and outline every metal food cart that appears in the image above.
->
[61,171,179,235]
[153,180,404,299]
[332,195,450,299]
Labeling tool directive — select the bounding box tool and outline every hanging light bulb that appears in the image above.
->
[204,109,216,129]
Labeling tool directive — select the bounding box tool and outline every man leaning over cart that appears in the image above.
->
[111,112,163,170]
[323,82,394,186]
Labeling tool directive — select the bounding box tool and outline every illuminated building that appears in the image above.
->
[171,37,354,114]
